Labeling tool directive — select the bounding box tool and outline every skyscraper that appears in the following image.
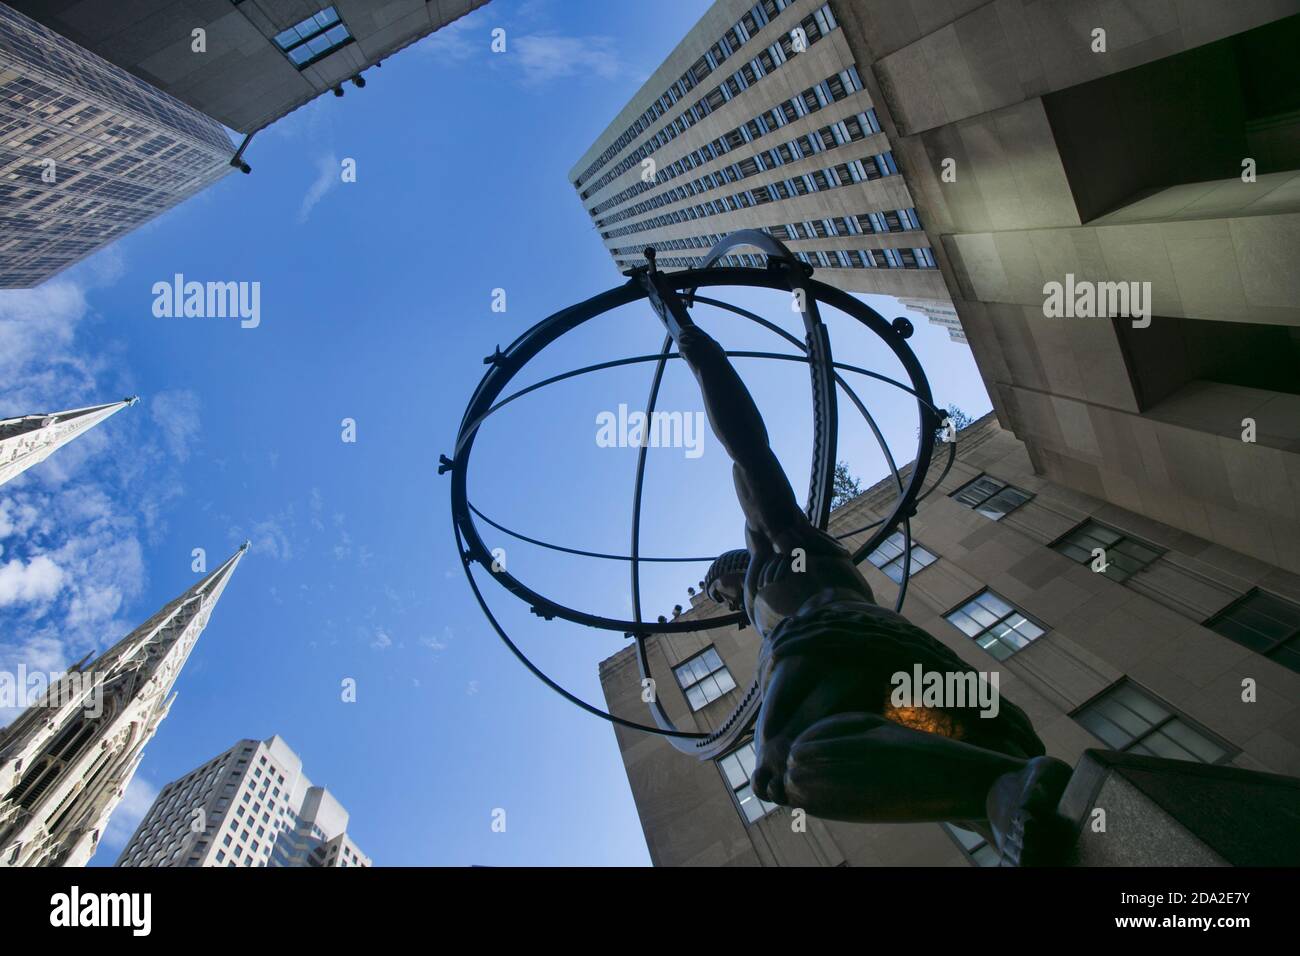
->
[568,0,947,301]
[0,4,236,288]
[0,542,248,867]
[599,414,1300,865]
[10,0,492,135]
[117,734,370,868]
[0,397,137,488]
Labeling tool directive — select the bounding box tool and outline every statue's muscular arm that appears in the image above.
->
[675,324,808,551]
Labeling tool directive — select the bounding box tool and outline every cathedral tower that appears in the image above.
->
[0,542,247,867]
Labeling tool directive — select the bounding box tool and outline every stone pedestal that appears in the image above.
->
[1058,749,1300,866]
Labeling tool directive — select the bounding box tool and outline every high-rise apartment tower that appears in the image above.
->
[117,734,370,867]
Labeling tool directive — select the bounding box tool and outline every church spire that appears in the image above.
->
[0,540,247,867]
[0,396,137,488]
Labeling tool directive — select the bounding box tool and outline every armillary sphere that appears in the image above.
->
[443,231,951,761]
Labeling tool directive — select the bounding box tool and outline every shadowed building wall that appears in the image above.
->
[831,0,1300,576]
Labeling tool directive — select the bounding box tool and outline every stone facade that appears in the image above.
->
[832,0,1300,576]
[598,414,1300,865]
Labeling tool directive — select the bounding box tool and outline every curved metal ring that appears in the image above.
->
[448,265,941,756]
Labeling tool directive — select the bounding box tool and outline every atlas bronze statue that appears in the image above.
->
[447,231,1077,866]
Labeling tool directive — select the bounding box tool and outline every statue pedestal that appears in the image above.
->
[1057,749,1300,866]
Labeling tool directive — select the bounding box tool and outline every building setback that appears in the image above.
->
[568,0,949,301]
[598,414,1300,865]
[0,543,248,867]
[0,4,235,288]
[117,734,370,867]
[10,0,491,135]
[832,0,1300,577]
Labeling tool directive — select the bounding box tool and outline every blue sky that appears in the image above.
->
[0,0,990,866]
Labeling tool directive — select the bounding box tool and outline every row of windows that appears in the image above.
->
[643,245,936,273]
[601,150,900,241]
[611,207,923,261]
[593,74,871,227]
[575,0,819,192]
[703,471,1294,835]
[946,475,1300,675]
[590,74,874,221]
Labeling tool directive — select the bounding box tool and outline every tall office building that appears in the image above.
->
[0,397,137,488]
[830,1,1300,577]
[599,413,1300,865]
[11,0,492,135]
[568,0,947,300]
[0,543,248,867]
[117,734,370,867]
[0,4,235,288]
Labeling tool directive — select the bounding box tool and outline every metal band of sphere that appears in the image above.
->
[448,265,941,759]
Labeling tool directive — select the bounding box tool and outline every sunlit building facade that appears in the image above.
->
[117,734,370,868]
[569,0,947,300]
[0,4,234,288]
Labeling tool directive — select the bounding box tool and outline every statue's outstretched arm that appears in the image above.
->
[676,324,807,546]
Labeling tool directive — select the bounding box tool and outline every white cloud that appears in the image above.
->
[0,555,64,607]
[466,680,480,696]
[513,34,624,85]
[415,9,484,61]
[298,153,339,223]
[0,270,188,682]
[370,629,393,651]
[99,775,159,858]
[150,389,202,463]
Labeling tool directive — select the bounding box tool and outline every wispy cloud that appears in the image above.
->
[150,389,202,464]
[100,775,159,857]
[298,153,339,223]
[415,4,630,87]
[513,34,624,85]
[0,267,186,707]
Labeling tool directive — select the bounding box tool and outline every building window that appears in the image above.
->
[273,6,354,68]
[866,531,937,583]
[950,474,1032,520]
[1052,520,1164,583]
[1074,681,1233,764]
[941,823,999,866]
[718,742,777,823]
[1206,589,1300,674]
[673,646,737,710]
[946,590,1046,660]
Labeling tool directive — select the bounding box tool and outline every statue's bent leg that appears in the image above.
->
[764,710,1024,823]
